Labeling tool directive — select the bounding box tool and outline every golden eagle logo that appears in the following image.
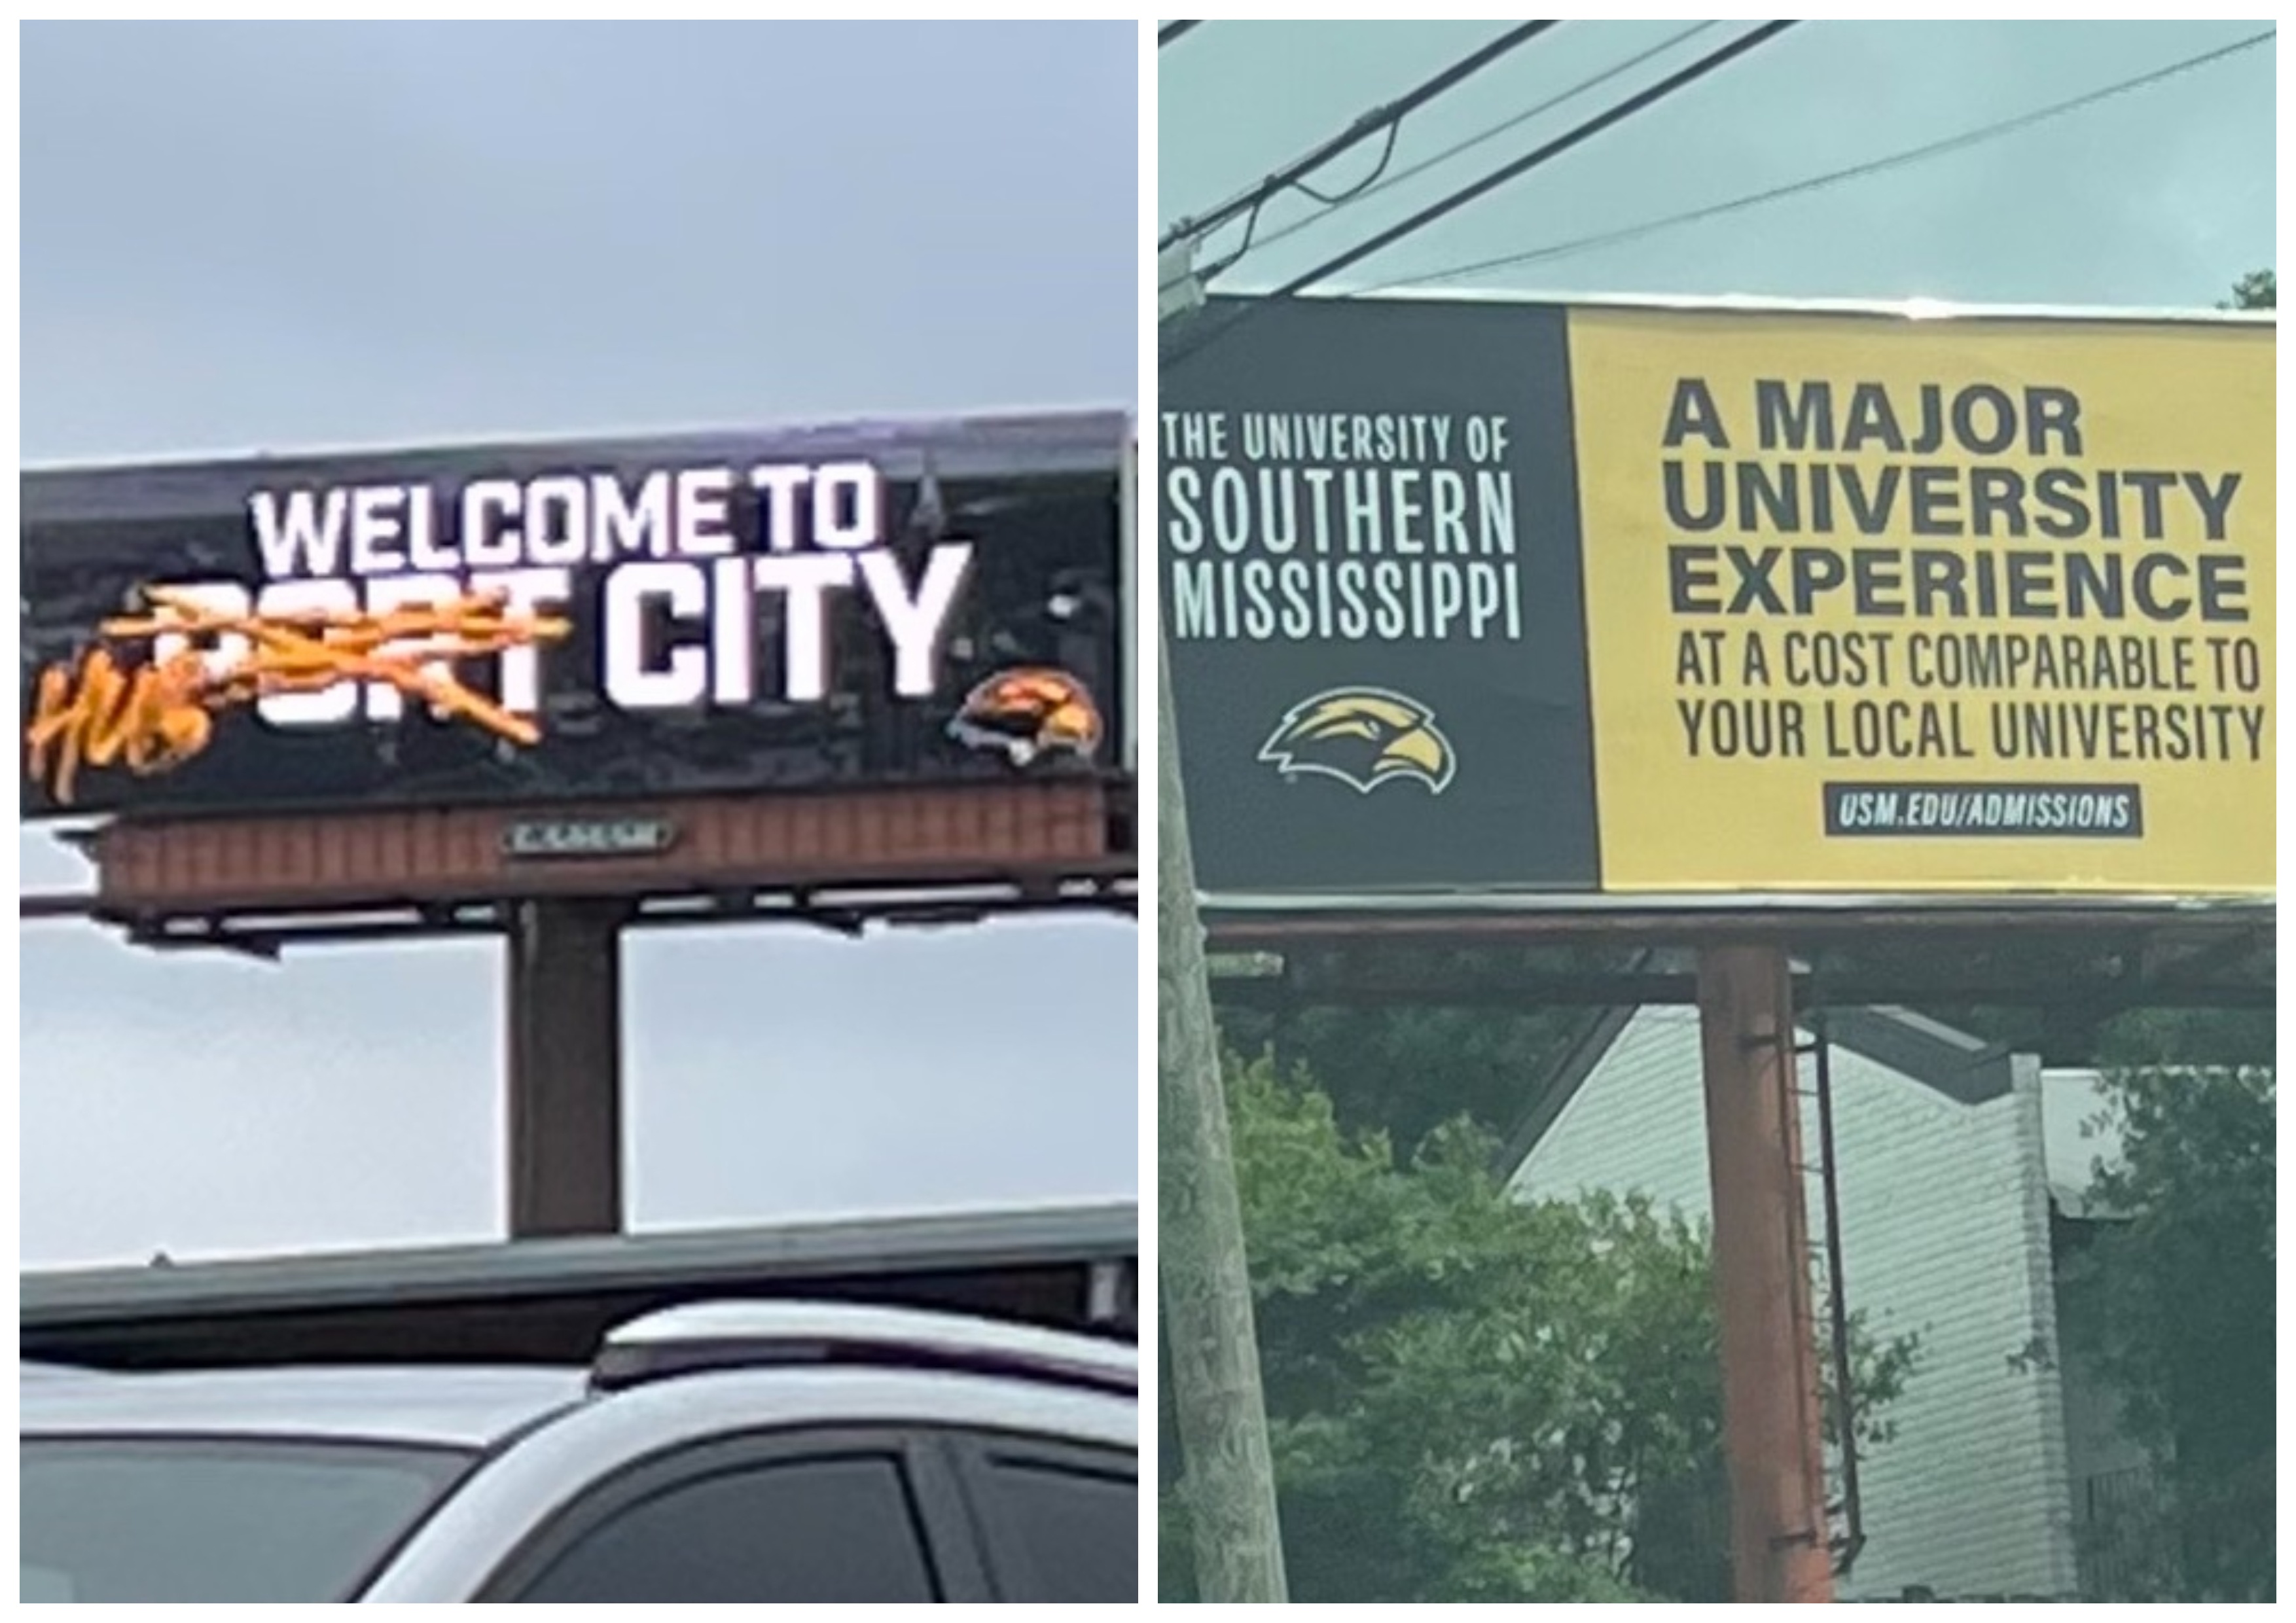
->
[1258,687,1456,795]
[948,666,1104,767]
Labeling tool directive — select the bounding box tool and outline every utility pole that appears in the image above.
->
[1157,241,1289,1605]
[1158,635,1288,1603]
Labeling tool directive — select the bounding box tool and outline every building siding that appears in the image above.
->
[1512,1007,2080,1599]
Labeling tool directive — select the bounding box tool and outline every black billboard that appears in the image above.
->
[1160,296,1602,895]
[24,412,1130,820]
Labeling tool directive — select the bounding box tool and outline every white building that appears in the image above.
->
[1507,1004,2144,1602]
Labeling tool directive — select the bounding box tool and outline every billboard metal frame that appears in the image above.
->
[20,416,1141,1243]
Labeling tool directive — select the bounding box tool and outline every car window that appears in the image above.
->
[977,1450,1136,1602]
[508,1453,940,1603]
[22,1436,474,1603]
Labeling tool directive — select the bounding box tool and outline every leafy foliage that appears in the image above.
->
[1916,1003,2273,1069]
[2094,1007,2274,1069]
[2061,1064,2274,1601]
[2225,268,2274,310]
[1213,990,1590,1149]
[1161,1051,1918,1602]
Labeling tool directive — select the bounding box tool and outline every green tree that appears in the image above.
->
[2062,1064,2274,1601]
[1211,942,1624,1148]
[2094,1007,2273,1069]
[2047,283,2272,1596]
[1161,1051,1917,1602]
[2225,268,2274,310]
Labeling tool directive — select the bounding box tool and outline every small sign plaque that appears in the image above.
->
[501,817,677,861]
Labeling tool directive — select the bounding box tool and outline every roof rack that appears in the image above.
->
[590,1300,1138,1400]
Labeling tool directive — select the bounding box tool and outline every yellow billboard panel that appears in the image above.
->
[1568,308,2273,896]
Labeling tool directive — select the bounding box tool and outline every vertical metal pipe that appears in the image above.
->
[1810,1007,1866,1576]
[1696,944,1833,1603]
[505,898,625,1238]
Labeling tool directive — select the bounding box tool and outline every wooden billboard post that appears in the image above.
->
[1696,944,1833,1603]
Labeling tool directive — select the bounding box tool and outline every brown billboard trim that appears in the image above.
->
[94,779,1113,915]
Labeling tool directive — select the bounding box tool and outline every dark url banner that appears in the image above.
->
[1823,782,2145,840]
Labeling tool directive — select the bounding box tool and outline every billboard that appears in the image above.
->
[24,412,1132,820]
[1161,294,2272,902]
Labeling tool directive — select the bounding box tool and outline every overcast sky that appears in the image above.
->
[20,21,1139,1269]
[1160,20,2272,308]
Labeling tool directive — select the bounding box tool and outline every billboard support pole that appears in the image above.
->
[1696,944,1833,1603]
[505,898,626,1238]
[1158,621,1290,1602]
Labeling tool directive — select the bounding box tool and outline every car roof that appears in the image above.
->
[21,1302,1138,1454]
[21,1365,590,1450]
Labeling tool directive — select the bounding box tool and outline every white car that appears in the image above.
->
[22,1300,1137,1603]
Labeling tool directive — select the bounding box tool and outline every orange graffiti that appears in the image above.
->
[27,585,572,805]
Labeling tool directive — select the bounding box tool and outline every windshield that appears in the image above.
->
[22,1436,475,1603]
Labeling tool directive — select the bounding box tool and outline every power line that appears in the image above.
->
[1180,198,1270,297]
[1270,22,1796,296]
[1242,22,1722,264]
[1294,122,1403,207]
[1164,20,1798,371]
[1179,123,1404,296]
[1158,21,1202,48]
[1372,26,2278,293]
[1159,22,1562,254]
[1157,20,1565,301]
